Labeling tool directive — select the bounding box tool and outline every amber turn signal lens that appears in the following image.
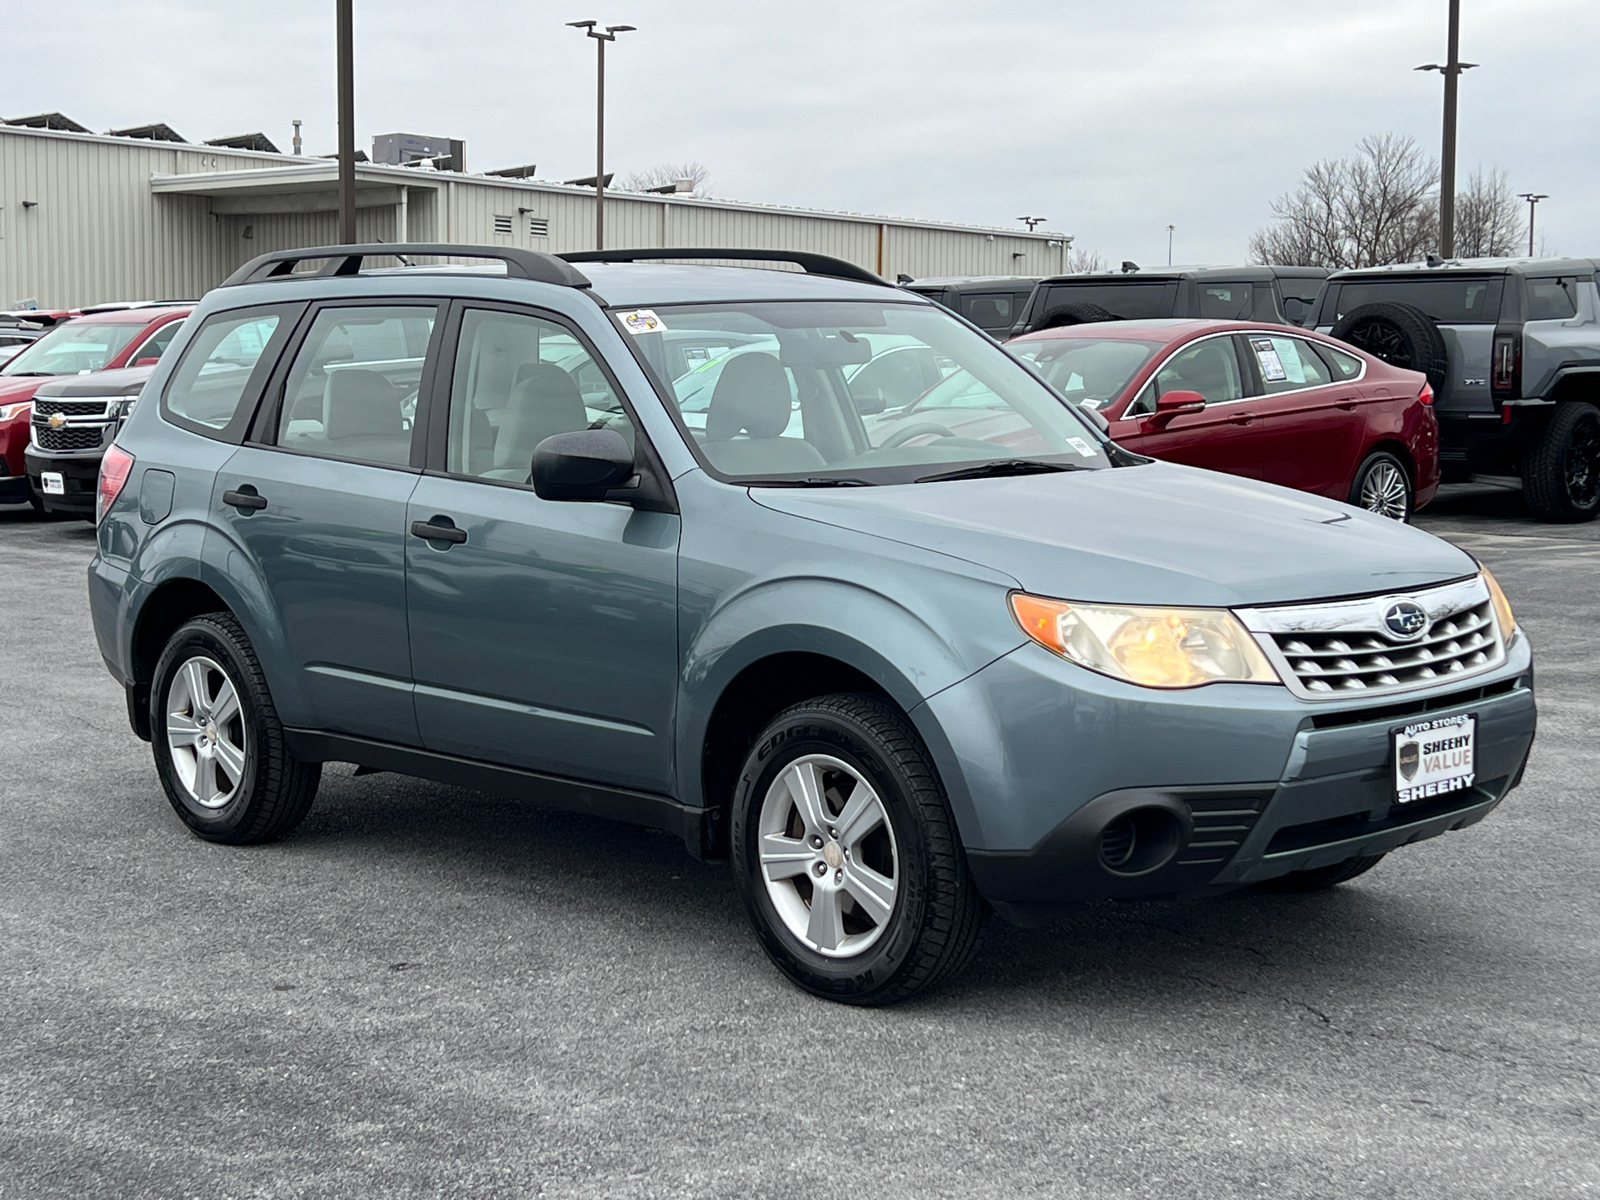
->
[1481,567,1517,643]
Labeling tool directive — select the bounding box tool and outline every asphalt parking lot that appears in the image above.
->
[0,483,1595,1200]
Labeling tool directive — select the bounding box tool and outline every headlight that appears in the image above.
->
[1010,593,1280,689]
[109,396,138,419]
[0,401,30,421]
[1480,566,1517,643]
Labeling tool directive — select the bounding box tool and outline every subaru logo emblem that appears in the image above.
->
[1382,600,1429,641]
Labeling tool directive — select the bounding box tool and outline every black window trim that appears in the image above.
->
[160,301,307,445]
[418,297,678,509]
[243,296,447,474]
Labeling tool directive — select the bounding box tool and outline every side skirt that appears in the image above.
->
[283,729,710,858]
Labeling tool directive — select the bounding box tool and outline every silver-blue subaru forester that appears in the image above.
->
[87,244,1536,1004]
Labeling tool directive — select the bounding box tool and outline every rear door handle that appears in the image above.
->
[411,517,468,545]
[222,487,268,512]
[1334,397,1358,411]
[1228,411,1256,425]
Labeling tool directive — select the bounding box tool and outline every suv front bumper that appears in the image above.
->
[24,448,100,515]
[922,636,1535,913]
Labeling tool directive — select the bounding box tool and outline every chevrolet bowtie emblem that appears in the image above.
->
[48,412,66,428]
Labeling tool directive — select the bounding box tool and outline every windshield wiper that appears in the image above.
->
[914,459,1084,484]
[754,477,877,488]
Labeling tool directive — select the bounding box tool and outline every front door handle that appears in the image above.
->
[411,517,468,545]
[223,487,268,512]
[1334,397,1358,411]
[1228,411,1256,425]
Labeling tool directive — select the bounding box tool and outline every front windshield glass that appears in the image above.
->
[617,301,1114,484]
[1009,337,1164,409]
[0,321,142,376]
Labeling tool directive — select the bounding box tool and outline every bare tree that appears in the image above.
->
[617,161,713,196]
[1454,167,1525,258]
[1064,247,1104,274]
[1249,135,1439,268]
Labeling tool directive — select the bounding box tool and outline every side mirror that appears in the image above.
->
[852,387,887,416]
[532,429,636,502]
[1079,402,1111,433]
[1147,389,1206,424]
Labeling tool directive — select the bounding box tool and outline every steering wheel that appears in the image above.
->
[880,422,958,449]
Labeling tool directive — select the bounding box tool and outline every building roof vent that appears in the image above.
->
[486,164,540,180]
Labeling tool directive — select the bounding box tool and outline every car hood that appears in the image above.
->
[750,461,1476,607]
[0,374,55,404]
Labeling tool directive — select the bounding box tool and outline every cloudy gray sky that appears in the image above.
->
[7,0,1596,264]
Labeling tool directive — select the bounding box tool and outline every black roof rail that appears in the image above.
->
[220,244,592,289]
[558,247,888,287]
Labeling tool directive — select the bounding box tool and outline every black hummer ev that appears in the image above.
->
[1313,258,1600,522]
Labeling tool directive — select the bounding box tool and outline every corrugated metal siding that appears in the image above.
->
[3,124,1069,307]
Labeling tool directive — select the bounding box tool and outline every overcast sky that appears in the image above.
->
[7,0,1596,265]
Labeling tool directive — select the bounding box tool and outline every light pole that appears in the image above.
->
[1166,224,1175,266]
[1518,193,1547,257]
[1017,216,1046,232]
[1416,0,1478,259]
[569,20,635,251]
[336,0,356,244]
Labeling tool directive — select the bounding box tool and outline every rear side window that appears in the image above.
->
[959,292,1015,331]
[1331,278,1505,324]
[276,304,438,468]
[1197,282,1253,320]
[1246,335,1332,394]
[163,307,296,437]
[1526,278,1580,321]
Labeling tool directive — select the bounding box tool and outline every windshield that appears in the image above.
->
[1009,338,1164,409]
[0,321,143,376]
[1331,278,1505,325]
[618,301,1115,484]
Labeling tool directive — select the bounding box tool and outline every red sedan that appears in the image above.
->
[0,305,190,511]
[1004,320,1439,519]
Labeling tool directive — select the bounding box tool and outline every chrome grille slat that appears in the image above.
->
[1236,578,1505,702]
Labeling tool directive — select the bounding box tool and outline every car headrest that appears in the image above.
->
[707,353,791,441]
[323,369,400,440]
[494,364,589,469]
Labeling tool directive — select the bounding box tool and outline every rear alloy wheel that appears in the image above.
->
[1524,402,1600,523]
[730,694,985,1005]
[151,613,321,844]
[1350,450,1413,521]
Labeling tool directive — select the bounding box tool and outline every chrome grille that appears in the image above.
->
[33,424,108,451]
[32,398,110,418]
[1236,576,1505,701]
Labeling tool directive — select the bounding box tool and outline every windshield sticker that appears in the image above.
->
[1250,337,1288,382]
[619,309,668,335]
[1066,436,1098,458]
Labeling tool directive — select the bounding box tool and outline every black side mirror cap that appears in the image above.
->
[533,429,636,501]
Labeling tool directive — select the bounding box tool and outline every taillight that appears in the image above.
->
[97,444,135,524]
[1418,382,1434,406]
[1491,332,1521,399]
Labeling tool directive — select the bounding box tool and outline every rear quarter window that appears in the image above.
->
[1526,278,1580,321]
[1041,282,1173,320]
[1331,278,1505,324]
[162,305,300,439]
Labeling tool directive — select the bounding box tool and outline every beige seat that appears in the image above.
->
[701,353,825,475]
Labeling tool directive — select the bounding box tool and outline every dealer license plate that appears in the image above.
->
[40,472,64,496]
[1393,714,1476,803]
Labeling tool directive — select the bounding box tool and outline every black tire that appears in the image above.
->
[1035,301,1120,330]
[1257,854,1385,893]
[729,693,985,1005]
[1330,302,1449,393]
[150,612,321,844]
[1348,450,1413,522]
[1523,402,1600,523]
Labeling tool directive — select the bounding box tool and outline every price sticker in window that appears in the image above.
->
[1250,337,1288,383]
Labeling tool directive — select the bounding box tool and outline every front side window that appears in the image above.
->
[276,305,437,467]
[0,321,143,376]
[163,308,293,434]
[131,318,185,364]
[1127,337,1245,416]
[1010,337,1163,409]
[1246,335,1333,395]
[446,308,635,482]
[619,300,1113,483]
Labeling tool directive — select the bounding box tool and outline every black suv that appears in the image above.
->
[1013,265,1329,333]
[1312,258,1600,522]
[901,276,1039,338]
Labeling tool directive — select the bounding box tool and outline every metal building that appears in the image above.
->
[0,122,1071,309]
